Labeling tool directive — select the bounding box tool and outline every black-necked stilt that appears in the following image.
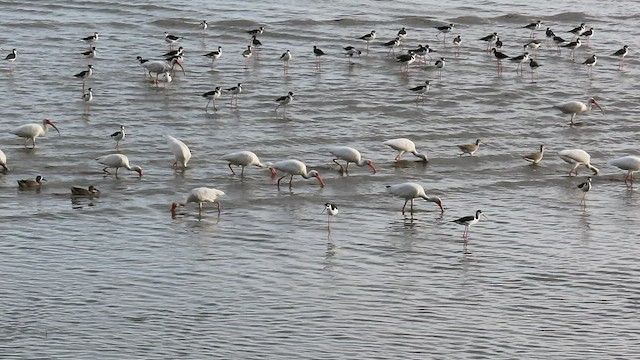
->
[163,46,183,58]
[81,32,99,44]
[577,177,592,205]
[4,48,16,70]
[241,45,252,68]
[458,139,481,156]
[609,156,640,185]
[452,36,462,57]
[526,39,542,54]
[110,125,125,150]
[383,138,428,162]
[386,182,444,216]
[247,26,264,36]
[396,53,415,73]
[583,54,597,79]
[199,20,208,32]
[251,35,262,50]
[74,64,94,91]
[510,51,529,76]
[82,87,93,103]
[322,203,338,230]
[554,98,604,126]
[495,36,503,49]
[553,35,566,54]
[409,80,430,103]
[523,20,541,38]
[274,91,294,117]
[202,87,222,111]
[359,30,376,52]
[453,210,487,252]
[164,32,182,47]
[313,45,325,69]
[383,37,400,56]
[408,44,428,63]
[545,28,555,47]
[343,46,361,64]
[435,23,454,42]
[136,56,150,76]
[491,48,509,74]
[280,50,292,74]
[558,149,599,176]
[529,58,541,82]
[81,46,96,59]
[580,27,594,46]
[562,38,581,60]
[612,45,629,70]
[568,23,586,40]
[523,144,545,164]
[203,46,222,67]
[480,32,498,52]
[397,27,407,40]
[225,83,243,108]
[434,57,446,80]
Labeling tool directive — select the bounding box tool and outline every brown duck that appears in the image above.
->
[17,175,45,189]
[458,139,481,156]
[70,185,100,197]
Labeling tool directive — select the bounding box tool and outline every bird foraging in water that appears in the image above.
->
[271,159,325,189]
[386,182,444,215]
[383,138,428,162]
[328,146,376,174]
[553,97,604,126]
[165,135,191,170]
[523,145,545,164]
[453,209,487,253]
[0,149,8,171]
[558,149,599,176]
[577,177,592,205]
[171,187,225,218]
[96,154,143,177]
[11,119,60,149]
[458,139,481,156]
[221,151,274,177]
[608,155,640,185]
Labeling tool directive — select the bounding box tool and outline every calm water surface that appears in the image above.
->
[1,0,640,358]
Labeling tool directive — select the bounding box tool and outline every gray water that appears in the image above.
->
[1,0,640,358]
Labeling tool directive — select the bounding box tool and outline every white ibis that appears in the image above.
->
[221,150,274,176]
[0,149,8,171]
[553,97,604,125]
[202,87,221,111]
[452,35,462,57]
[359,30,376,51]
[171,187,225,218]
[274,92,294,116]
[5,49,17,70]
[480,32,498,52]
[74,64,93,91]
[409,80,430,103]
[568,23,586,39]
[82,46,96,58]
[203,46,222,67]
[247,26,265,36]
[435,24,454,42]
[608,155,640,185]
[558,149,599,176]
[577,177,592,205]
[81,32,99,43]
[383,138,428,161]
[272,159,325,189]
[322,202,338,231]
[141,57,184,86]
[164,32,182,47]
[96,154,143,177]
[583,54,597,79]
[453,210,487,253]
[328,146,376,174]
[225,83,243,108]
[386,182,444,215]
[11,119,60,148]
[523,20,542,38]
[280,50,292,74]
[523,144,545,164]
[458,139,481,156]
[165,135,191,170]
[70,185,100,197]
[313,45,325,69]
[612,45,629,70]
[17,175,45,189]
[111,125,125,150]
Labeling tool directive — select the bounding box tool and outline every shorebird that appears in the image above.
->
[558,149,599,176]
[70,185,100,197]
[612,45,629,70]
[328,146,376,174]
[202,87,222,111]
[344,46,361,64]
[453,210,487,253]
[82,87,93,104]
[583,54,597,79]
[553,35,566,54]
[322,203,338,230]
[359,30,376,52]
[164,32,182,47]
[225,83,243,108]
[383,138,428,161]
[458,139,481,156]
[386,182,444,215]
[396,53,415,73]
[280,50,292,74]
[247,26,265,36]
[577,177,592,205]
[96,154,142,177]
[81,46,96,58]
[568,23,586,40]
[435,23,454,42]
[553,97,604,126]
[523,144,545,164]
[74,64,94,91]
[163,46,183,59]
[480,32,498,52]
[274,91,294,116]
[0,149,8,171]
[529,58,541,82]
[17,175,45,189]
[203,46,223,67]
[608,155,640,185]
[523,20,542,38]
[11,119,60,148]
[510,51,529,75]
[545,27,555,46]
[241,45,252,68]
[251,36,262,58]
[409,80,430,103]
[580,27,594,46]
[491,48,509,74]
[313,45,325,68]
[81,32,99,44]
[383,37,400,56]
[452,35,462,57]
[495,37,503,49]
[221,151,274,176]
[271,159,325,189]
[562,38,582,60]
[165,135,191,170]
[199,20,208,32]
[171,187,225,218]
[110,125,125,149]
[434,57,446,80]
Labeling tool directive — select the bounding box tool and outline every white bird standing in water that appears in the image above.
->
[558,149,599,176]
[96,154,143,177]
[609,155,640,185]
[328,146,376,174]
[386,182,444,215]
[383,138,428,162]
[221,150,274,176]
[11,119,60,148]
[165,135,192,170]
[0,149,8,171]
[271,159,325,189]
[171,187,225,218]
[554,97,604,126]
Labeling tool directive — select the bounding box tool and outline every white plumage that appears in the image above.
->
[141,58,184,84]
[609,155,640,184]
[96,154,143,177]
[0,149,8,171]
[221,150,273,176]
[172,187,224,217]
[558,149,599,176]
[383,138,428,161]
[272,159,325,189]
[11,119,60,148]
[328,146,376,173]
[553,98,604,125]
[386,182,444,214]
[165,135,192,170]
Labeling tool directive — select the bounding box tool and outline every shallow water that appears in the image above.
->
[1,0,640,358]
